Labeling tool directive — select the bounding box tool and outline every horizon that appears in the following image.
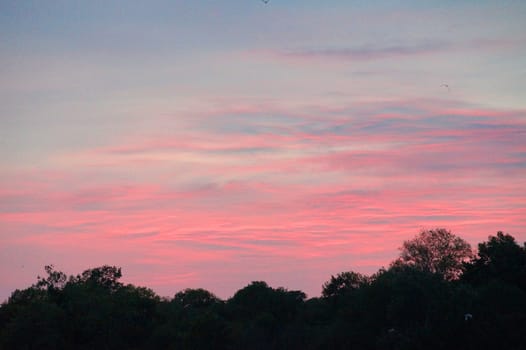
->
[2,229,520,303]
[1,1,525,303]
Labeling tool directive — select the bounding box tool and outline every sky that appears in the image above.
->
[1,0,525,301]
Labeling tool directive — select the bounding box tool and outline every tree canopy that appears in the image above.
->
[322,271,370,299]
[397,228,473,280]
[463,231,526,289]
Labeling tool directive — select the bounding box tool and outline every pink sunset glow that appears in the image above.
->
[1,1,525,301]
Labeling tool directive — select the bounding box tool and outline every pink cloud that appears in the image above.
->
[1,100,525,300]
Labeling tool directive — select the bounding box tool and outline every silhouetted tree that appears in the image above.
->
[36,265,67,292]
[463,231,526,290]
[228,281,306,349]
[458,232,526,349]
[322,271,370,299]
[367,264,465,350]
[69,265,123,292]
[173,288,222,309]
[155,288,229,350]
[397,228,473,280]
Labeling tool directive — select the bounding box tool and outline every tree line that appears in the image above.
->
[1,229,525,349]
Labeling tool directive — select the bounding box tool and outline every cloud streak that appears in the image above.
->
[275,41,449,61]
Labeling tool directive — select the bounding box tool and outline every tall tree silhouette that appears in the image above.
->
[463,231,526,290]
[396,228,472,280]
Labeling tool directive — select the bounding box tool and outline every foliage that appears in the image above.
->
[322,271,370,299]
[173,288,222,309]
[463,231,526,290]
[397,228,473,280]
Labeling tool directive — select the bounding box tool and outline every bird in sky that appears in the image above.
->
[262,0,270,3]
[441,84,450,92]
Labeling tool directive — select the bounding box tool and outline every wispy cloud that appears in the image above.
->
[1,98,525,300]
[274,41,449,61]
[248,37,526,65]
